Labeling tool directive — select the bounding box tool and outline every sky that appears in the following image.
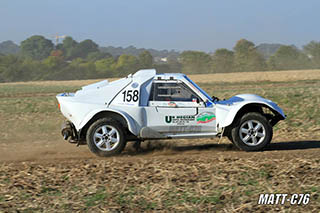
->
[1,0,320,52]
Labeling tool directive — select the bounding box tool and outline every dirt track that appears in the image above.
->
[1,138,320,212]
[1,137,320,163]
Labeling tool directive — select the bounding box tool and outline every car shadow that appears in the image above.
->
[170,143,236,152]
[263,140,320,151]
[125,140,320,156]
[170,140,320,152]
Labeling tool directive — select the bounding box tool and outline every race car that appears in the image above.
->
[56,69,286,156]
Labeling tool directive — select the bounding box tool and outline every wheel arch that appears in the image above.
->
[78,109,138,140]
[223,102,285,131]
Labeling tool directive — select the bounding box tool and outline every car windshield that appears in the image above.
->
[184,75,213,102]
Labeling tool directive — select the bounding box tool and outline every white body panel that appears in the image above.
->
[57,69,156,135]
[216,94,285,128]
[56,69,285,139]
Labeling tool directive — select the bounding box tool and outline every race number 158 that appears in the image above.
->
[122,90,139,102]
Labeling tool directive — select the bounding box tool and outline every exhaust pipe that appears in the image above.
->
[62,129,72,140]
[61,121,78,143]
[63,131,70,140]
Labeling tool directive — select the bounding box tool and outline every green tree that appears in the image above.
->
[113,54,139,76]
[20,35,54,60]
[87,51,112,61]
[0,55,21,82]
[138,50,153,68]
[212,48,234,73]
[180,51,211,74]
[65,58,97,79]
[233,39,266,72]
[0,55,46,82]
[21,58,45,80]
[0,40,20,55]
[62,36,78,59]
[303,41,320,68]
[70,39,99,59]
[95,57,116,77]
[42,55,65,70]
[268,45,310,70]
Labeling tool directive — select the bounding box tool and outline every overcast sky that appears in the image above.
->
[1,0,319,52]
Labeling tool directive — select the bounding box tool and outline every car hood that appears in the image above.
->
[217,94,272,105]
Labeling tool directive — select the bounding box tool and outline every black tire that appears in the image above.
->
[231,112,273,151]
[227,134,235,144]
[86,118,126,157]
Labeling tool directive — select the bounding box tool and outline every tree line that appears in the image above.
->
[0,35,320,82]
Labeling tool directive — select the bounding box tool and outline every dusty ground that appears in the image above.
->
[1,138,320,212]
[0,69,319,212]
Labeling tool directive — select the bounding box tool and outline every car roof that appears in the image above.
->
[154,73,186,80]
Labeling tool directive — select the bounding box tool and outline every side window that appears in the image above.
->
[149,82,200,102]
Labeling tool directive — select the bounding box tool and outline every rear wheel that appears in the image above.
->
[231,112,272,151]
[86,118,126,157]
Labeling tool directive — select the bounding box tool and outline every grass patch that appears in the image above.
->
[114,187,136,207]
[0,84,80,97]
[41,187,62,196]
[84,189,109,207]
[1,178,10,184]
[20,208,43,213]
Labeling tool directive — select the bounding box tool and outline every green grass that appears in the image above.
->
[114,187,137,207]
[0,96,58,114]
[84,190,109,207]
[40,187,61,196]
[0,84,79,97]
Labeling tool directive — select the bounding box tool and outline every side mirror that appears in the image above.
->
[211,96,220,102]
[192,98,200,104]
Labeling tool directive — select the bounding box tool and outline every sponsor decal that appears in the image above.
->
[196,112,216,124]
[169,126,201,132]
[165,115,195,125]
[168,102,176,107]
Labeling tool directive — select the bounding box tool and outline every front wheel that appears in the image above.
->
[231,112,273,151]
[86,118,126,157]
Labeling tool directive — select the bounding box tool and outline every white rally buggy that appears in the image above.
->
[56,69,285,156]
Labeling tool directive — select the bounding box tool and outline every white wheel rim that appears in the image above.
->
[93,125,120,151]
[239,120,266,146]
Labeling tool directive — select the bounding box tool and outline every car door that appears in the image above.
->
[144,80,216,134]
